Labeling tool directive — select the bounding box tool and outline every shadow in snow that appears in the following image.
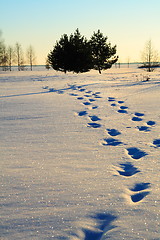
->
[78,111,88,116]
[88,123,101,128]
[108,97,115,102]
[118,100,124,104]
[132,116,143,122]
[103,138,122,146]
[111,103,117,107]
[153,139,160,148]
[118,109,128,114]
[131,192,150,203]
[147,120,156,126]
[71,212,117,240]
[126,147,147,160]
[77,97,84,100]
[120,106,128,110]
[0,91,49,99]
[89,115,101,121]
[83,102,91,106]
[92,105,98,109]
[107,128,121,136]
[130,182,151,192]
[117,162,140,177]
[134,112,145,117]
[137,126,150,132]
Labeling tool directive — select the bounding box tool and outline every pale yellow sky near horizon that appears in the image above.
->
[1,0,160,64]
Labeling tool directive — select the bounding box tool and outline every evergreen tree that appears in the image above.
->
[90,30,118,74]
[48,29,92,73]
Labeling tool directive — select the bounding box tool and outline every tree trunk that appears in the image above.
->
[98,68,101,74]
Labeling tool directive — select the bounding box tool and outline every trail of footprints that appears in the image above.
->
[59,85,159,239]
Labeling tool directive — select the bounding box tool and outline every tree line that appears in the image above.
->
[1,29,159,73]
[0,31,36,71]
[47,29,118,74]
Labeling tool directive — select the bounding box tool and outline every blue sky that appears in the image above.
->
[1,0,160,64]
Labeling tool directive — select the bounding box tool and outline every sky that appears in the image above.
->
[1,0,160,65]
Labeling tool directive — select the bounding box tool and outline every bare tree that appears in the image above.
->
[7,46,14,71]
[15,42,25,71]
[26,45,36,71]
[0,31,6,68]
[0,44,8,70]
[141,40,159,72]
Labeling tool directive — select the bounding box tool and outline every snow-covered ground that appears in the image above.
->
[0,66,160,240]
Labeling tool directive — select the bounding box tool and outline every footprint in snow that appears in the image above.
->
[77,97,84,100]
[106,128,121,136]
[84,94,91,98]
[102,138,122,146]
[89,98,96,102]
[130,191,150,203]
[89,115,101,121]
[118,109,128,114]
[79,88,86,92]
[120,106,128,110]
[111,103,117,107]
[92,105,98,109]
[88,123,101,128]
[85,90,92,93]
[94,95,102,99]
[69,93,78,96]
[137,126,150,132]
[126,147,147,160]
[118,100,124,104]
[146,120,156,126]
[78,111,88,116]
[70,212,117,240]
[153,139,160,148]
[130,182,151,192]
[125,182,150,203]
[132,116,143,122]
[108,97,116,102]
[83,101,91,106]
[134,112,145,117]
[117,162,140,177]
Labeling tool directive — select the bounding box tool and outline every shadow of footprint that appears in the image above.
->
[120,106,128,110]
[71,212,117,240]
[92,106,98,109]
[107,128,121,136]
[108,97,115,102]
[89,115,101,121]
[131,192,150,203]
[117,162,140,177]
[147,120,156,126]
[137,126,150,132]
[134,112,145,117]
[103,138,122,146]
[89,98,96,102]
[77,97,84,100]
[132,116,143,122]
[78,111,88,116]
[130,182,150,191]
[118,109,128,114]
[83,102,91,106]
[153,139,160,148]
[88,123,101,128]
[126,147,147,160]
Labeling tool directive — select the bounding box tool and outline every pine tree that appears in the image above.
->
[90,30,118,74]
[48,29,92,73]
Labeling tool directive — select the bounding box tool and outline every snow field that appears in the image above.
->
[0,66,160,239]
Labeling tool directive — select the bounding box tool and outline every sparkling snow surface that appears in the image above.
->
[0,66,160,239]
